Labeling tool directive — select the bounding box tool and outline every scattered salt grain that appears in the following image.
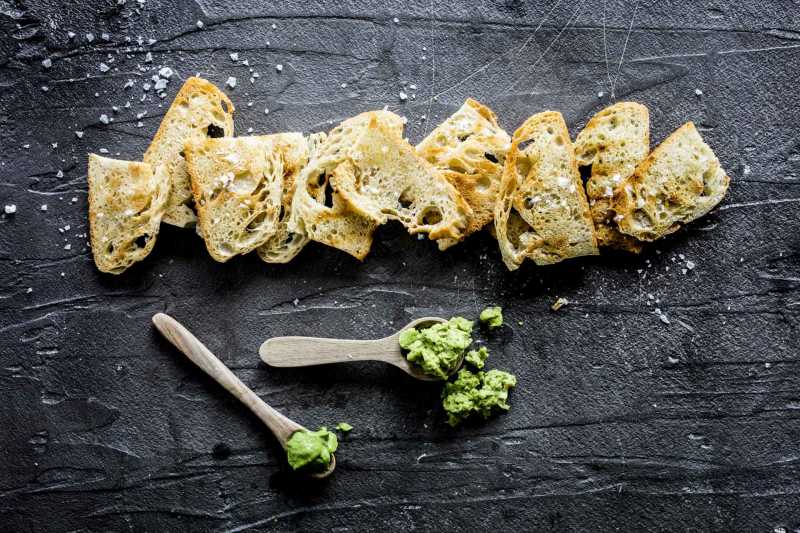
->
[64,244,71,250]
[75,131,84,138]
[99,62,110,72]
[196,20,205,29]
[276,64,283,72]
[158,66,174,78]
[4,204,16,214]
[99,114,110,124]
[42,58,52,68]
[144,52,153,63]
[399,90,408,101]
[226,76,237,88]
[101,32,110,41]
[67,31,76,39]
[694,88,703,96]
[686,260,696,270]
[229,52,239,61]
[41,204,47,211]
[56,170,64,178]
[393,17,399,23]
[86,33,95,42]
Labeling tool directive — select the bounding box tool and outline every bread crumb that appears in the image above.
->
[551,297,569,311]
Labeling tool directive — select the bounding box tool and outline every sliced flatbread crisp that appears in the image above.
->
[574,102,649,253]
[613,121,730,241]
[289,111,406,260]
[495,111,598,270]
[256,132,327,264]
[417,98,511,243]
[144,76,234,228]
[330,118,472,242]
[185,135,298,262]
[88,154,170,274]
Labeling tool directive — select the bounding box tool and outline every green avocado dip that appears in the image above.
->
[286,427,338,472]
[441,368,517,427]
[479,306,503,329]
[398,317,474,379]
[465,346,489,369]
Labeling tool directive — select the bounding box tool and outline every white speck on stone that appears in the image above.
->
[341,82,347,88]
[75,131,84,138]
[598,91,604,98]
[101,32,110,41]
[393,17,399,23]
[271,23,277,29]
[99,148,109,154]
[99,114,110,124]
[144,52,153,63]
[226,76,237,88]
[4,204,16,214]
[99,62,110,72]
[143,82,151,91]
[264,108,269,114]
[41,204,47,211]
[409,84,417,90]
[694,88,703,96]
[123,79,134,89]
[229,52,239,61]
[26,287,33,293]
[42,58,52,68]
[64,244,71,250]
[86,33,95,42]
[276,64,283,72]
[67,31,76,39]
[743,164,751,175]
[158,66,174,78]
[196,20,205,29]
[399,90,408,101]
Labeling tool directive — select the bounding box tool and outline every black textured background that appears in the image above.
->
[2,1,800,531]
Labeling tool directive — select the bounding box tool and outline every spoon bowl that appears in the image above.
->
[259,316,463,381]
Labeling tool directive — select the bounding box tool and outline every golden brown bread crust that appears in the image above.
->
[494,111,598,270]
[574,101,649,253]
[613,122,730,241]
[144,76,235,228]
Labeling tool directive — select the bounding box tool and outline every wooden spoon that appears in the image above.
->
[152,312,335,479]
[259,317,456,381]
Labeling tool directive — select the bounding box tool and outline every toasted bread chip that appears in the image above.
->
[613,122,729,241]
[88,155,170,274]
[144,77,234,227]
[495,111,598,270]
[574,102,649,253]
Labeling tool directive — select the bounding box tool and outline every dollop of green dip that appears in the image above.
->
[286,427,338,472]
[479,306,503,329]
[465,346,489,369]
[398,317,474,379]
[335,422,353,433]
[442,368,517,427]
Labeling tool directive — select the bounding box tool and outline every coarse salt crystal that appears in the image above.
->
[276,64,283,72]
[196,20,205,29]
[226,76,237,88]
[4,204,16,214]
[158,66,174,78]
[99,114,110,124]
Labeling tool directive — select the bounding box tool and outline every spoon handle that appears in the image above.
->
[152,313,303,447]
[260,336,396,367]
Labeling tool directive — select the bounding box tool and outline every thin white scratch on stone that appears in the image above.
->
[718,43,800,56]
[717,198,800,211]
[610,0,639,98]
[427,0,563,101]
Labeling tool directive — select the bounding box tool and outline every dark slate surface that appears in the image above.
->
[2,0,800,531]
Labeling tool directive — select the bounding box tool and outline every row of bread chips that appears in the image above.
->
[87,77,729,274]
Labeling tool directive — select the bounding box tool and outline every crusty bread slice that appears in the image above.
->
[144,77,234,228]
[417,98,511,242]
[288,111,406,260]
[185,135,293,262]
[494,111,598,270]
[88,154,170,274]
[574,102,649,253]
[613,121,730,241]
[329,118,472,242]
[257,132,327,264]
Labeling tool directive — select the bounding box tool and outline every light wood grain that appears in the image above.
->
[259,317,450,380]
